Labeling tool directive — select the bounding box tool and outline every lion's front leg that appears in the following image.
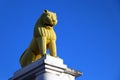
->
[36,37,46,56]
[49,40,57,57]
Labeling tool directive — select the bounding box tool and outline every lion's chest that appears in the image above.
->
[37,27,56,40]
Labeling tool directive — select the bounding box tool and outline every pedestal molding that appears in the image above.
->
[9,55,82,80]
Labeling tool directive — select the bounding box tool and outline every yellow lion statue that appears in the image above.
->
[20,10,58,67]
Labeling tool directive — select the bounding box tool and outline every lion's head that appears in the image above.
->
[39,10,58,27]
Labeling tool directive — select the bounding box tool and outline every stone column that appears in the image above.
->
[9,55,82,80]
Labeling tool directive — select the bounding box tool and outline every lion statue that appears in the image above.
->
[20,10,58,67]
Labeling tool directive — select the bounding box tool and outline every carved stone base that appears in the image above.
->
[9,55,82,80]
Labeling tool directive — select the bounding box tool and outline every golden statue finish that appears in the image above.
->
[20,10,58,67]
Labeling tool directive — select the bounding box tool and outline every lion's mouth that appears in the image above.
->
[44,23,53,27]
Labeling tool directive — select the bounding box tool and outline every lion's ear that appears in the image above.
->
[44,9,48,13]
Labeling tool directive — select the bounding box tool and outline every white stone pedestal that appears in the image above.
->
[9,55,82,80]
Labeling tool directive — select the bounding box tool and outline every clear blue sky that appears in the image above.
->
[0,0,120,80]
